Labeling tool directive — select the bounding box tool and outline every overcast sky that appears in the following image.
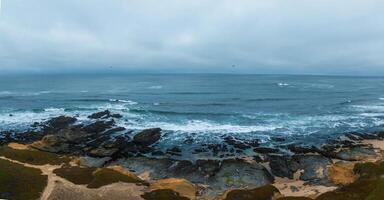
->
[0,0,383,75]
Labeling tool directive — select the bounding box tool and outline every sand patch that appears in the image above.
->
[149,178,196,200]
[328,162,358,185]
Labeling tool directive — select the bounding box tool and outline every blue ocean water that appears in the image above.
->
[0,74,383,147]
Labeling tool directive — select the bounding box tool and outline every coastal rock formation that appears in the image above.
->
[133,128,162,146]
[1,113,384,200]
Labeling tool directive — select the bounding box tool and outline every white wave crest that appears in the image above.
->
[124,120,280,134]
[109,99,138,105]
[148,85,163,89]
[277,83,289,87]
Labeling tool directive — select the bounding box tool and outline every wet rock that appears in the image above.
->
[271,137,286,142]
[57,128,90,143]
[82,120,115,133]
[103,127,126,135]
[196,159,221,177]
[88,110,111,119]
[287,145,320,154]
[141,189,190,200]
[212,159,274,190]
[223,136,249,150]
[30,135,71,153]
[118,157,174,179]
[292,154,332,181]
[254,147,279,154]
[88,147,119,157]
[152,150,165,156]
[121,142,154,156]
[335,146,378,161]
[78,156,112,168]
[110,113,123,119]
[166,147,182,156]
[133,128,162,146]
[269,155,299,179]
[47,116,77,129]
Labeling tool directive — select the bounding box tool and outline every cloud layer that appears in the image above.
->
[0,0,384,75]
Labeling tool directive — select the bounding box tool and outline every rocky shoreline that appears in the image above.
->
[1,110,384,200]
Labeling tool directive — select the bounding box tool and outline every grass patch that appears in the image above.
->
[0,146,70,165]
[53,166,96,185]
[141,189,190,200]
[88,168,146,188]
[54,166,146,188]
[224,185,280,200]
[0,159,47,200]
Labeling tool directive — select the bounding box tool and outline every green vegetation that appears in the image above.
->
[0,159,47,200]
[88,168,147,188]
[141,189,190,200]
[53,166,96,185]
[224,185,280,200]
[278,197,313,200]
[53,166,147,188]
[0,146,70,165]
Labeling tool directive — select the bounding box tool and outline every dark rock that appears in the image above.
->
[345,132,364,141]
[196,159,221,177]
[335,146,378,161]
[110,113,123,119]
[82,120,114,133]
[292,154,332,181]
[88,110,111,119]
[269,155,299,179]
[152,151,165,156]
[223,136,250,150]
[47,116,77,129]
[167,147,182,156]
[88,147,119,157]
[56,128,90,144]
[271,137,286,142]
[103,127,126,135]
[133,128,162,146]
[223,185,280,200]
[30,135,71,153]
[141,189,190,200]
[254,147,279,154]
[287,145,320,154]
[212,159,274,190]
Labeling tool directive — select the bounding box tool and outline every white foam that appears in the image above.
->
[277,83,289,87]
[124,120,280,134]
[351,105,384,113]
[0,91,12,96]
[148,85,163,89]
[109,99,138,105]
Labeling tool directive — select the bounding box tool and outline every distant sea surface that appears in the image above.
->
[1,74,384,147]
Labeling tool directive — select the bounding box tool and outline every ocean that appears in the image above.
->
[0,74,383,148]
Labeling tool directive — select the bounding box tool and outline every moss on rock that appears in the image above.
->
[0,159,47,200]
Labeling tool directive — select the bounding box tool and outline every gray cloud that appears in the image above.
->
[0,0,384,75]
